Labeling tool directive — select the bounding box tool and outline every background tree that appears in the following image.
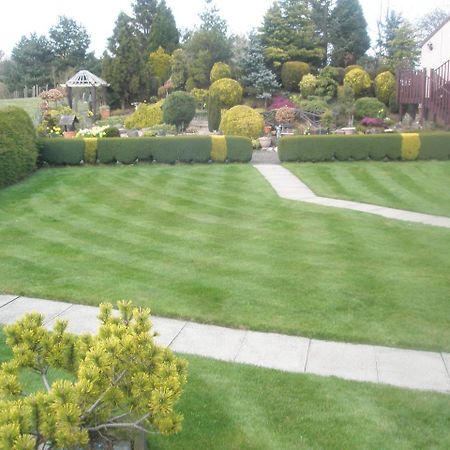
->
[170,48,188,90]
[329,0,370,67]
[102,13,142,109]
[184,0,232,89]
[415,7,450,43]
[49,15,90,83]
[376,10,403,60]
[3,34,53,92]
[260,0,324,70]
[149,46,172,82]
[148,0,179,52]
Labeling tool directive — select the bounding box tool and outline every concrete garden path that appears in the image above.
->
[254,164,450,229]
[1,294,450,394]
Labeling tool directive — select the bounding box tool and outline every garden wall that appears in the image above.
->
[38,136,253,165]
[0,107,37,188]
[278,133,450,162]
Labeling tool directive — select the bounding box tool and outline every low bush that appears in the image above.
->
[225,136,253,162]
[162,91,196,132]
[84,138,98,164]
[211,135,227,162]
[344,68,372,97]
[374,71,396,105]
[281,61,310,91]
[354,97,386,120]
[401,133,421,161]
[0,106,37,188]
[39,138,85,165]
[220,105,264,139]
[103,126,121,138]
[299,74,317,98]
[124,102,163,129]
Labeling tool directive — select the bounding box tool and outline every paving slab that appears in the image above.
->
[0,297,73,325]
[306,340,378,383]
[0,294,18,308]
[235,331,309,372]
[152,317,187,348]
[46,304,99,334]
[375,347,450,392]
[169,322,247,362]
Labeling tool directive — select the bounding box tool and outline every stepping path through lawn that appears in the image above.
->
[253,163,450,229]
[2,294,450,394]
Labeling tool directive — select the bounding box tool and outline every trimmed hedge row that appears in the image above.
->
[278,133,450,162]
[38,136,253,165]
[0,107,37,188]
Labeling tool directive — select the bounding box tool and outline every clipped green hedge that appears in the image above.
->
[39,136,252,165]
[39,139,85,165]
[418,133,450,160]
[0,106,37,188]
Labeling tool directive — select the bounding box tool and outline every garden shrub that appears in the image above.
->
[275,107,296,124]
[418,133,450,160]
[315,75,338,100]
[0,301,187,448]
[344,64,364,75]
[211,135,227,162]
[296,98,329,115]
[220,105,264,139]
[344,68,372,97]
[103,126,121,138]
[184,77,197,92]
[190,88,208,110]
[0,106,37,188]
[269,95,296,110]
[39,138,84,165]
[374,71,396,105]
[354,97,386,120]
[299,74,317,98]
[124,102,163,129]
[207,94,222,132]
[225,136,253,162]
[162,91,196,132]
[401,133,421,161]
[279,135,336,162]
[320,66,343,83]
[84,138,98,164]
[281,61,310,91]
[209,78,243,108]
[210,62,232,83]
[143,124,177,137]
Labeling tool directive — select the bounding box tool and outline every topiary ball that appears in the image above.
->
[210,62,232,84]
[343,68,372,97]
[281,61,310,91]
[374,71,396,106]
[209,78,243,109]
[162,91,196,132]
[354,97,386,120]
[220,105,264,139]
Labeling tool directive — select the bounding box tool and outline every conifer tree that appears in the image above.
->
[329,0,370,67]
[148,0,180,52]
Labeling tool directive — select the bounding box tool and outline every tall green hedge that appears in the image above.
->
[0,107,37,188]
[418,134,450,160]
[39,136,252,165]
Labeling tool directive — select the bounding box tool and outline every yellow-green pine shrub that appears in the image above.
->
[281,61,310,91]
[374,71,396,105]
[220,105,264,139]
[83,138,98,164]
[344,64,364,75]
[209,78,243,109]
[124,102,163,129]
[190,88,209,109]
[210,62,232,84]
[299,74,317,98]
[210,135,227,161]
[344,68,372,97]
[149,47,172,82]
[401,133,421,160]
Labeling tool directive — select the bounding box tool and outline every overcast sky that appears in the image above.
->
[1,0,449,57]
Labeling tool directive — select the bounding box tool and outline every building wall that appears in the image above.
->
[420,19,450,70]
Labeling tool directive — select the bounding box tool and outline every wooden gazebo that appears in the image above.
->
[62,70,109,113]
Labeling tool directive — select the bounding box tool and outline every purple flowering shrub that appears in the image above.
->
[269,96,296,110]
[361,117,385,127]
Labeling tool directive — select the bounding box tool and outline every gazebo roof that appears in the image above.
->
[64,70,109,88]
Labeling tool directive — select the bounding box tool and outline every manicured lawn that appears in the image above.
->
[0,97,41,124]
[285,161,450,217]
[1,329,450,449]
[1,165,450,351]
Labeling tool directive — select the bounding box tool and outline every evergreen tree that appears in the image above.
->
[184,1,232,88]
[260,0,324,68]
[4,33,53,91]
[329,0,370,67]
[49,15,90,82]
[148,0,179,52]
[239,32,280,100]
[102,13,142,109]
[171,48,188,90]
[132,0,158,41]
[376,10,403,59]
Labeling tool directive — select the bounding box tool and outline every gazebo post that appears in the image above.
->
[92,86,97,114]
[67,87,73,109]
